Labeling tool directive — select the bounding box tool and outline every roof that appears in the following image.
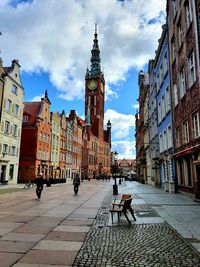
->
[23,102,41,125]
[2,67,11,75]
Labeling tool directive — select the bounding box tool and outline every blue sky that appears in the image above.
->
[0,0,166,159]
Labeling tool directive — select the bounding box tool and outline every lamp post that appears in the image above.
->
[113,151,118,195]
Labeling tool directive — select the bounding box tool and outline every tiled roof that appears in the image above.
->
[2,67,11,74]
[23,102,41,125]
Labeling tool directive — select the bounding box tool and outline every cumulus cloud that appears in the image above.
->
[0,0,166,100]
[29,94,44,102]
[112,140,136,159]
[104,109,135,139]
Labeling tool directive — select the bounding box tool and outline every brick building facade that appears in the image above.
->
[167,0,200,198]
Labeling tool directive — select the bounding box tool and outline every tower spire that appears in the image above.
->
[90,23,101,76]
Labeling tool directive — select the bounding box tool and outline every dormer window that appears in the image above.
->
[23,115,29,122]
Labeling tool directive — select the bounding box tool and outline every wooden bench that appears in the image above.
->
[110,197,136,224]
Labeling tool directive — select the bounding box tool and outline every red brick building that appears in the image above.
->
[135,71,149,183]
[19,91,51,181]
[60,110,67,178]
[167,0,200,198]
[84,26,111,180]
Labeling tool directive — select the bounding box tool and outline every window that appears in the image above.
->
[158,102,161,124]
[179,68,185,98]
[161,96,165,120]
[15,104,19,116]
[178,22,183,47]
[23,115,29,122]
[171,38,176,62]
[159,65,163,86]
[9,164,14,180]
[2,144,8,154]
[173,83,178,106]
[176,127,181,147]
[163,53,168,76]
[172,0,177,18]
[40,131,42,141]
[13,125,17,136]
[168,125,172,148]
[165,87,170,113]
[10,146,16,156]
[42,150,45,160]
[159,134,163,153]
[185,0,192,28]
[188,51,196,87]
[183,121,189,143]
[163,130,167,151]
[44,133,47,142]
[4,121,10,134]
[6,99,12,112]
[12,84,18,95]
[192,112,200,138]
[38,149,41,159]
[44,117,47,125]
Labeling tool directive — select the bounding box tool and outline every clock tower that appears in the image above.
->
[85,24,105,140]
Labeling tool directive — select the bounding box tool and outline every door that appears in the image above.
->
[196,165,200,199]
[0,165,6,183]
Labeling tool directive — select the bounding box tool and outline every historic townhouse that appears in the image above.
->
[50,111,61,179]
[59,110,67,179]
[147,60,160,186]
[0,59,24,184]
[135,71,149,183]
[84,26,111,180]
[66,119,73,180]
[67,110,84,179]
[155,24,175,193]
[19,91,51,181]
[0,58,4,124]
[167,0,200,198]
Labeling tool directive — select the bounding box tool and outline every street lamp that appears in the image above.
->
[113,151,118,195]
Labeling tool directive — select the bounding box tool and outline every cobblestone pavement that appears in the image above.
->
[73,194,200,267]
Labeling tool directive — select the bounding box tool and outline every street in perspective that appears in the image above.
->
[0,179,199,267]
[1,0,200,266]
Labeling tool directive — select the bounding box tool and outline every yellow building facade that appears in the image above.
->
[0,59,24,184]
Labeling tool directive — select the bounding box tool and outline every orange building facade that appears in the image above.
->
[19,91,51,181]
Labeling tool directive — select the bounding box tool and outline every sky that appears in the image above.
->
[0,0,166,159]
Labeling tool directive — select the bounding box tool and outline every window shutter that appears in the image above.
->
[8,145,10,155]
[10,125,12,135]
[1,121,4,132]
[0,143,2,154]
[3,99,6,109]
[12,104,14,113]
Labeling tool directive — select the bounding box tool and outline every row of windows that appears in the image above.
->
[157,86,171,124]
[173,51,196,106]
[1,121,20,137]
[159,125,172,153]
[1,143,18,157]
[176,111,200,147]
[156,51,168,92]
[4,98,21,117]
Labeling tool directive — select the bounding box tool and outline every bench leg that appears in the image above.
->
[129,207,136,221]
[117,212,120,222]
[123,211,131,224]
[111,212,113,224]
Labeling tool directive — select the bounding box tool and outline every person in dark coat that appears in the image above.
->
[73,173,80,195]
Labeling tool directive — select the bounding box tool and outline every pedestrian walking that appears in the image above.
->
[73,173,80,195]
[36,173,44,199]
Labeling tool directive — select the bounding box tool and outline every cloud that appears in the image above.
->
[112,140,136,159]
[29,94,44,102]
[132,103,139,110]
[104,109,135,139]
[0,0,166,100]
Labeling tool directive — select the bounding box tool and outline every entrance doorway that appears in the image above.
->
[0,165,6,183]
[196,165,200,199]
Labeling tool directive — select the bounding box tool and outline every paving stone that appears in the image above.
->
[0,240,35,253]
[19,249,77,265]
[0,252,22,267]
[54,225,90,233]
[45,231,86,242]
[33,240,83,251]
[1,232,44,242]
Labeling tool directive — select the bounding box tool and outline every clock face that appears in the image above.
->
[101,83,104,93]
[88,80,97,91]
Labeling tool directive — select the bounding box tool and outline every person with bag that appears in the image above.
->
[73,173,80,195]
